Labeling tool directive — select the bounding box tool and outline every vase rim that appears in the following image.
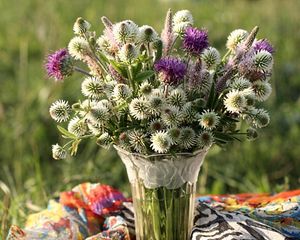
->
[113,145,209,158]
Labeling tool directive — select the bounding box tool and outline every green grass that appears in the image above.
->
[1,0,300,236]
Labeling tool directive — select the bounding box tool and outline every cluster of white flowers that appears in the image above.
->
[48,9,274,158]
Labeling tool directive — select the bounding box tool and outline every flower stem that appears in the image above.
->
[74,66,92,77]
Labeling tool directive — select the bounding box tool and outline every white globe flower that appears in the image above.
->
[226,29,248,51]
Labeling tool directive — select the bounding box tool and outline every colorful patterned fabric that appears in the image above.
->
[6,183,300,239]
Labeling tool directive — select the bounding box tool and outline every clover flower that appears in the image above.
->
[73,17,91,35]
[52,144,67,160]
[81,77,105,99]
[129,98,150,120]
[119,43,138,62]
[154,57,186,85]
[179,127,196,150]
[150,131,172,153]
[224,90,247,113]
[253,39,274,54]
[167,88,187,107]
[45,49,73,81]
[149,119,165,132]
[181,102,199,123]
[128,130,147,153]
[229,77,252,91]
[86,105,109,125]
[139,81,153,96]
[68,116,88,137]
[173,22,192,36]
[161,105,182,127]
[173,10,193,25]
[183,27,209,55]
[49,100,71,122]
[250,108,270,128]
[97,35,115,56]
[148,95,164,116]
[253,50,273,71]
[226,29,248,51]
[197,131,214,149]
[201,47,221,69]
[113,20,139,44]
[68,36,90,60]
[96,132,111,148]
[138,25,158,43]
[199,110,220,130]
[113,84,132,100]
[246,128,258,141]
[252,80,272,101]
[168,127,181,144]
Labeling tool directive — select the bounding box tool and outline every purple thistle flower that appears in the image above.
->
[253,39,274,54]
[154,57,186,85]
[45,49,73,81]
[183,27,209,55]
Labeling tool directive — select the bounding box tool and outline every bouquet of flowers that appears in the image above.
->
[46,9,274,240]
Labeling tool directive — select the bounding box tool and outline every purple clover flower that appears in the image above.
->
[45,49,73,81]
[154,57,187,85]
[253,39,274,54]
[183,27,209,55]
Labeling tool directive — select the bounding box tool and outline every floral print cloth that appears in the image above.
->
[6,183,300,239]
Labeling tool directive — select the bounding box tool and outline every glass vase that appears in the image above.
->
[114,146,209,240]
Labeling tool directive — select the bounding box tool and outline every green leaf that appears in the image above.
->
[109,60,128,78]
[57,126,76,139]
[134,70,155,82]
[206,82,216,109]
[97,51,109,63]
[131,62,143,77]
[70,139,81,156]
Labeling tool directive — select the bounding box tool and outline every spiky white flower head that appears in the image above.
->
[96,35,115,56]
[128,130,147,153]
[150,131,172,153]
[73,17,91,35]
[139,81,153,96]
[86,105,109,125]
[179,127,196,150]
[97,99,112,110]
[129,98,150,120]
[68,36,90,60]
[68,116,88,137]
[148,95,164,116]
[161,105,183,127]
[96,132,111,148]
[118,43,138,62]
[252,80,272,101]
[173,22,192,36]
[81,77,105,99]
[224,89,247,113]
[226,29,248,51]
[246,127,258,141]
[87,122,102,136]
[197,131,214,149]
[78,99,98,117]
[168,127,181,144]
[201,47,221,69]
[112,84,132,100]
[52,144,67,160]
[149,119,165,132]
[199,110,220,130]
[181,102,199,123]
[167,88,187,107]
[138,25,159,43]
[49,100,71,122]
[229,77,252,91]
[250,108,270,128]
[252,50,273,71]
[113,20,139,44]
[173,10,193,25]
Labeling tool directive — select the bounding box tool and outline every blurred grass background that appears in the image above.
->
[0,0,300,234]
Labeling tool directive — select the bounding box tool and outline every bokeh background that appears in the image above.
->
[1,0,300,234]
